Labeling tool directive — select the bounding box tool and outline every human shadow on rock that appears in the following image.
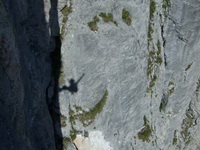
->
[59,73,85,94]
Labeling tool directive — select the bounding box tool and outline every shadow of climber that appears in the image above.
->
[60,73,85,94]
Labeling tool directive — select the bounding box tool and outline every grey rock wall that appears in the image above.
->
[58,0,200,150]
[1,0,200,150]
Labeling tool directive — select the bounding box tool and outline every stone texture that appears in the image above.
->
[1,0,200,150]
[58,0,200,150]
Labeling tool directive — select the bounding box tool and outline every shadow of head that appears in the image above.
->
[69,79,75,84]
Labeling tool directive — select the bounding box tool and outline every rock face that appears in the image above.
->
[1,0,200,150]
[58,0,200,150]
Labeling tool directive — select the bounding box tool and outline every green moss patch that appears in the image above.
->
[69,106,76,126]
[150,75,157,87]
[159,99,166,112]
[162,0,171,11]
[68,90,108,128]
[138,116,152,142]
[61,115,67,128]
[157,40,161,55]
[99,12,118,26]
[70,128,82,141]
[75,90,108,126]
[61,5,72,16]
[150,0,156,21]
[68,106,83,141]
[181,109,194,145]
[59,71,66,85]
[146,49,162,93]
[172,130,178,145]
[146,41,163,93]
[148,0,156,48]
[147,50,155,77]
[168,81,175,95]
[88,15,100,31]
[122,8,132,26]
[88,12,118,31]
[99,13,113,22]
[168,82,174,86]
[147,75,157,93]
[148,23,154,48]
[60,2,72,40]
[62,137,71,149]
[169,87,174,95]
[63,137,71,143]
[66,91,108,141]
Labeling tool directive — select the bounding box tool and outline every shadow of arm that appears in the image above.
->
[76,73,85,84]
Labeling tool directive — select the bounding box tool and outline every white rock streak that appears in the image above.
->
[74,131,113,150]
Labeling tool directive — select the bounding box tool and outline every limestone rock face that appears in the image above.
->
[58,0,200,150]
[1,0,200,150]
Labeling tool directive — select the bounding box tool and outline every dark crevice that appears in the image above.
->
[47,0,63,149]
[159,92,169,112]
[164,53,167,67]
[48,36,63,150]
[177,34,188,43]
[167,16,177,26]
[73,142,79,150]
[160,25,167,67]
[161,25,166,47]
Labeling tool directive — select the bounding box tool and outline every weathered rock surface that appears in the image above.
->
[1,0,200,150]
[58,0,200,150]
